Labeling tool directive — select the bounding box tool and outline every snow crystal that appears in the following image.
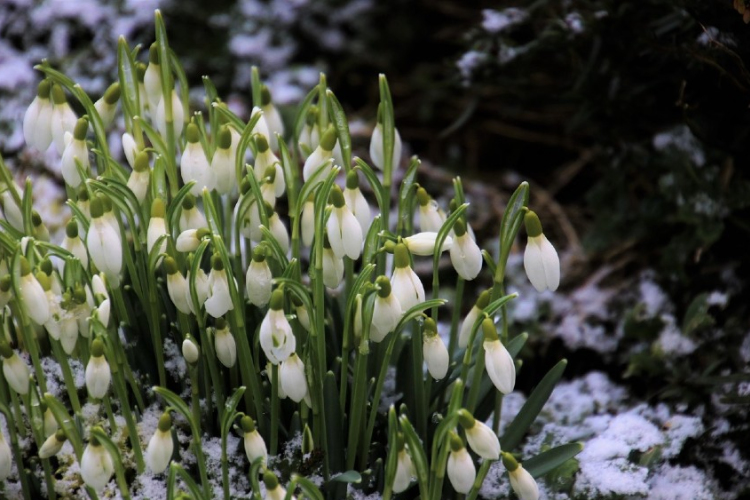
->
[649,464,715,500]
[655,314,696,356]
[638,273,670,317]
[574,457,649,497]
[706,290,729,307]
[456,50,487,82]
[661,414,704,459]
[481,8,528,34]
[564,12,584,34]
[0,42,35,91]
[697,26,737,47]
[653,125,706,167]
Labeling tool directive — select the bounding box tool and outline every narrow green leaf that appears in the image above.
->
[354,157,384,216]
[399,414,430,498]
[524,442,584,478]
[329,471,362,484]
[326,89,351,172]
[362,215,383,265]
[324,371,344,472]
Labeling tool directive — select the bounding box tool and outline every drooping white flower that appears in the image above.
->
[175,227,210,253]
[147,199,168,255]
[259,166,281,207]
[186,269,209,315]
[322,240,344,289]
[268,210,290,254]
[163,256,192,315]
[503,453,540,500]
[393,435,416,493]
[85,339,111,399]
[279,352,308,403]
[423,318,449,380]
[450,219,482,281]
[182,335,200,364]
[212,126,236,195]
[32,210,50,242]
[80,434,114,491]
[246,246,273,307]
[344,170,372,235]
[214,319,237,368]
[298,105,320,158]
[259,290,296,364]
[181,123,214,196]
[241,416,267,465]
[127,151,151,204]
[50,84,77,155]
[0,430,9,480]
[146,413,174,474]
[155,89,185,139]
[458,290,490,349]
[93,299,110,330]
[61,117,90,188]
[253,136,285,198]
[390,243,425,312]
[302,125,336,182]
[301,196,315,247]
[0,185,24,232]
[39,430,67,459]
[59,312,80,354]
[121,132,139,169]
[205,255,234,319]
[523,211,560,292]
[369,109,403,171]
[416,187,446,233]
[91,274,108,303]
[458,409,500,460]
[93,82,120,128]
[446,432,475,494]
[404,232,453,256]
[291,294,311,332]
[144,44,163,114]
[249,106,271,144]
[61,219,89,269]
[1,345,30,395]
[23,79,53,151]
[260,85,285,151]
[42,406,58,438]
[19,257,51,325]
[86,197,122,287]
[178,194,208,232]
[482,318,515,394]
[370,276,402,343]
[326,185,362,260]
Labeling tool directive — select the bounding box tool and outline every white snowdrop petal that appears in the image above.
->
[484,340,516,394]
[21,274,50,325]
[509,465,540,500]
[523,238,547,293]
[244,430,267,465]
[80,443,114,491]
[341,211,363,260]
[447,448,476,494]
[423,334,449,380]
[465,421,500,460]
[146,430,174,474]
[215,329,237,368]
[393,450,415,493]
[85,356,111,399]
[326,211,345,258]
[280,355,308,403]
[539,235,561,292]
[204,272,234,319]
[2,354,30,395]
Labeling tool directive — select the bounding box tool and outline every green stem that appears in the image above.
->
[189,364,202,432]
[50,341,81,413]
[271,363,280,456]
[448,278,465,360]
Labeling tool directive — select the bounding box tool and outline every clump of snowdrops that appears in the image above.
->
[0,10,580,500]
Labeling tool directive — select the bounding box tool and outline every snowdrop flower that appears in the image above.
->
[93,82,120,127]
[61,117,90,189]
[291,294,311,332]
[303,125,336,182]
[186,269,210,315]
[450,219,482,280]
[205,255,234,319]
[390,243,425,312]
[61,219,88,269]
[298,105,320,157]
[239,195,263,242]
[1,343,30,395]
[267,207,290,254]
[260,85,284,151]
[446,431,475,494]
[85,339,111,399]
[175,227,210,253]
[93,299,110,330]
[241,416,267,465]
[31,211,50,242]
[147,199,168,255]
[370,276,402,343]
[503,452,539,500]
[146,412,174,474]
[212,126,236,195]
[214,318,236,368]
[23,79,53,151]
[404,232,452,256]
[343,170,372,234]
[249,106,271,144]
[122,132,139,169]
[393,434,416,493]
[263,471,294,500]
[91,274,108,303]
[50,84,77,155]
[0,185,24,232]
[144,44,163,114]
[322,236,344,289]
[246,245,273,307]
[163,257,191,314]
[280,352,308,403]
[155,89,185,140]
[523,210,560,292]
[459,290,490,349]
[182,335,200,364]
[19,256,51,325]
[301,195,315,247]
[259,166,280,207]
[42,405,58,438]
[253,136,285,198]
[127,151,151,204]
[39,429,67,459]
[482,317,515,394]
[179,194,208,232]
[369,105,403,171]
[80,432,114,491]
[0,430,8,480]
[181,124,214,196]
[327,185,362,260]
[259,289,296,364]
[87,198,122,287]
[423,318,449,380]
[458,409,500,460]
[416,187,446,233]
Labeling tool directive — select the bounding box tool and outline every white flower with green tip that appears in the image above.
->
[523,210,560,292]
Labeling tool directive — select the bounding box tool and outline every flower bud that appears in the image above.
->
[182,335,200,364]
[393,434,415,493]
[259,291,295,364]
[450,220,482,280]
[155,89,184,139]
[23,79,53,151]
[241,416,267,465]
[87,198,123,287]
[80,433,114,490]
[458,409,500,460]
[50,84,77,155]
[60,117,90,188]
[146,412,174,474]
[503,452,539,500]
[423,319,449,380]
[279,352,308,403]
[1,344,29,395]
[176,227,210,253]
[446,431,475,494]
[370,276,402,342]
[214,319,237,368]
[301,196,315,247]
[326,185,363,260]
[404,232,453,256]
[482,318,515,394]
[344,170,372,234]
[369,107,402,171]
[523,211,560,292]
[19,257,51,325]
[94,82,120,127]
[246,246,273,307]
[85,339,111,399]
[39,429,67,459]
[390,243,425,311]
